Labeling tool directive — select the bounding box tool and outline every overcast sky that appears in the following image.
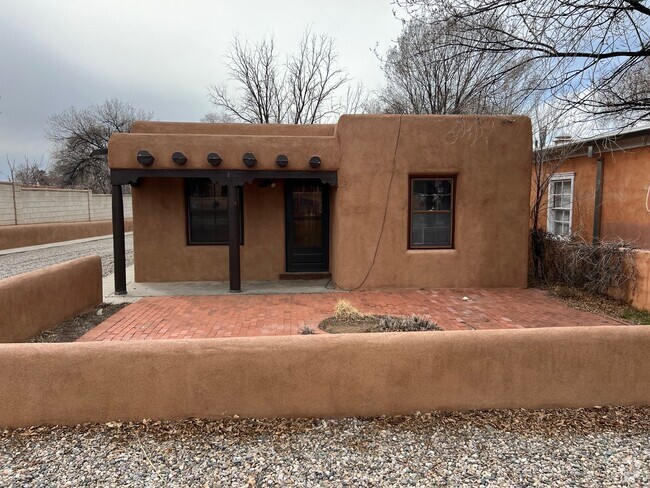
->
[0,0,403,178]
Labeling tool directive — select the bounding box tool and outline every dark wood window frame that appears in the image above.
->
[408,175,455,250]
[185,179,244,246]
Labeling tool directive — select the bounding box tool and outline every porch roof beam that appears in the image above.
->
[110,169,337,187]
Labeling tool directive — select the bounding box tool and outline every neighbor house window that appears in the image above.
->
[547,173,574,237]
[186,179,243,245]
[409,177,454,249]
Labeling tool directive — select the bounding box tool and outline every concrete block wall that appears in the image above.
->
[0,182,132,226]
[89,194,112,221]
[17,187,90,224]
[0,183,16,226]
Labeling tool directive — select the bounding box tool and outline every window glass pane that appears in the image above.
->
[412,179,452,211]
[186,179,242,244]
[411,213,451,247]
[560,195,571,208]
[190,213,229,243]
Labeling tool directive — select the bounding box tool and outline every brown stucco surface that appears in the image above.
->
[608,250,650,312]
[131,121,336,136]
[332,115,531,289]
[109,133,339,172]
[0,256,102,343]
[0,220,133,251]
[631,251,650,311]
[113,115,532,288]
[133,178,285,281]
[0,326,648,427]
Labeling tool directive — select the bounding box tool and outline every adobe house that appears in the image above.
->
[537,126,650,248]
[108,115,532,294]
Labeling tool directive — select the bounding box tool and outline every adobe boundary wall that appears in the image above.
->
[0,182,132,226]
[607,250,650,312]
[0,219,133,251]
[0,326,648,428]
[0,256,103,343]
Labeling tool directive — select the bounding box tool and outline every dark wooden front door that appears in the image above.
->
[285,180,329,272]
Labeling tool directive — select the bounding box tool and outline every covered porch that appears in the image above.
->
[110,168,337,295]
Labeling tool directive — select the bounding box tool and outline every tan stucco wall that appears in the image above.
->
[0,219,133,251]
[0,256,102,343]
[608,250,650,312]
[115,114,531,288]
[630,251,650,311]
[0,326,648,428]
[131,121,336,136]
[332,115,531,289]
[536,147,650,248]
[109,133,339,172]
[133,178,285,282]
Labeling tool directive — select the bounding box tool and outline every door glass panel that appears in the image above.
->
[292,184,322,247]
[293,220,322,246]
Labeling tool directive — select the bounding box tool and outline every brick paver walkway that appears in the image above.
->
[78,288,626,341]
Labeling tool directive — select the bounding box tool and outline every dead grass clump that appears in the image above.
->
[370,315,442,332]
[333,299,367,321]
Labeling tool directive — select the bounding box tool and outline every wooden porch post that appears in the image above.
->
[112,184,127,295]
[228,184,241,292]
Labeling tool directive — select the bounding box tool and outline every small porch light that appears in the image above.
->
[207,152,222,166]
[243,152,257,168]
[276,154,289,167]
[172,152,187,165]
[309,156,321,168]
[137,150,155,166]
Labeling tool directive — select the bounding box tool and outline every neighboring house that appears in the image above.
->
[107,114,531,293]
[538,126,650,248]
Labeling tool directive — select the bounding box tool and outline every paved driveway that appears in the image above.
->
[78,288,626,341]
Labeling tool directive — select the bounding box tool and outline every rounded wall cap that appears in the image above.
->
[309,156,321,168]
[172,152,188,165]
[207,152,222,166]
[137,150,155,166]
[243,152,257,168]
[276,154,289,167]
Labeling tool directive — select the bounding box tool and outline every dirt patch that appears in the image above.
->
[319,314,442,334]
[547,285,650,325]
[28,303,128,343]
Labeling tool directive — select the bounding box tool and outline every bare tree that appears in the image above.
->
[376,17,537,115]
[285,30,350,123]
[396,0,650,126]
[6,156,50,186]
[208,36,286,124]
[529,106,581,279]
[207,30,352,124]
[46,98,152,193]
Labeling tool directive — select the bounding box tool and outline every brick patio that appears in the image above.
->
[78,288,627,341]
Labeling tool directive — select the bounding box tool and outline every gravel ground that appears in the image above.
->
[0,234,133,279]
[1,406,648,487]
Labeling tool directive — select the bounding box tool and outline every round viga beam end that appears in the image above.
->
[172,152,188,165]
[207,152,222,166]
[243,152,257,168]
[309,156,321,168]
[276,154,289,167]
[137,150,155,166]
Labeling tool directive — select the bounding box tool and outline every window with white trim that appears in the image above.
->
[547,173,574,237]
